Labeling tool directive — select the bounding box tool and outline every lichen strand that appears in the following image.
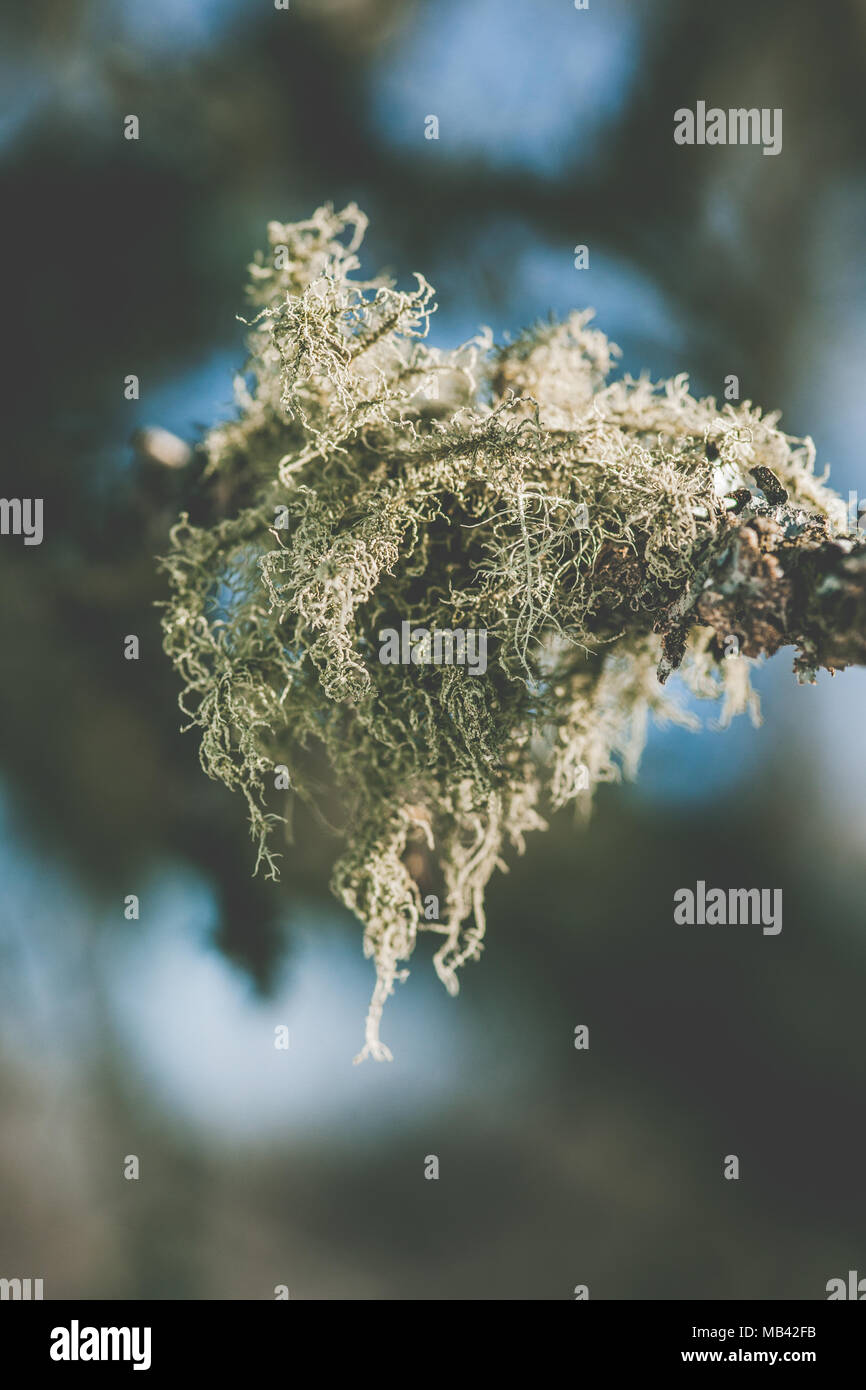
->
[159,203,845,1062]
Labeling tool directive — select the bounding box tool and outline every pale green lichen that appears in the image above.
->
[159,204,838,1061]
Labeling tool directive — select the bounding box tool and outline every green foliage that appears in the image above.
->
[160,205,838,1060]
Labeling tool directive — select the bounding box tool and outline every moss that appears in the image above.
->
[159,204,840,1061]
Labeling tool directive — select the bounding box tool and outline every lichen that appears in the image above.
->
[159,203,840,1061]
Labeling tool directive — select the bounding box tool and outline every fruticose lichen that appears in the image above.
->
[159,203,841,1061]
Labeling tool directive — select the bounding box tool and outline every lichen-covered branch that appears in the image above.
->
[158,204,863,1061]
[691,507,866,677]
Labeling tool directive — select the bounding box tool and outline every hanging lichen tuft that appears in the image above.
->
[159,203,864,1061]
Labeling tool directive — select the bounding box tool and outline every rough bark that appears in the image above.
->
[655,499,866,683]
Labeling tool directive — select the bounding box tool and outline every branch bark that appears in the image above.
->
[657,501,866,683]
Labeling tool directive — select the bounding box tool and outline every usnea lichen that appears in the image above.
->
[159,203,841,1061]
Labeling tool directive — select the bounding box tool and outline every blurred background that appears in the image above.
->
[1,0,865,1299]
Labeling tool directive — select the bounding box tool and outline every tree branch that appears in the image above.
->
[658,500,866,682]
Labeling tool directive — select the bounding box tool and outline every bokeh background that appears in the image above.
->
[1,0,865,1299]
